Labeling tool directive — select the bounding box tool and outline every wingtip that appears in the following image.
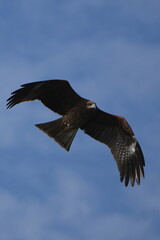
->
[6,99,14,109]
[120,171,143,187]
[6,99,17,109]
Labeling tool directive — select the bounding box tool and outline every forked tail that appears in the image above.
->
[35,118,78,151]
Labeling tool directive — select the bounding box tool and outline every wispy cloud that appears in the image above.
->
[0,168,159,240]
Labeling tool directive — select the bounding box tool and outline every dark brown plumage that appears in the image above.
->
[7,79,145,187]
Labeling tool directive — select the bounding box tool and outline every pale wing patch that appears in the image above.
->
[128,137,137,155]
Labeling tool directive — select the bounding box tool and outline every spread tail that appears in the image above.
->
[35,118,78,151]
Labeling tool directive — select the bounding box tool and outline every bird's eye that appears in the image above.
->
[87,102,96,109]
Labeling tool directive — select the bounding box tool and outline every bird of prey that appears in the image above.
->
[7,80,145,187]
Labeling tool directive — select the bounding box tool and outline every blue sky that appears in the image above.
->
[1,0,160,239]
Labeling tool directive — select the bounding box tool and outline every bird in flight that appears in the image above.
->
[7,80,145,187]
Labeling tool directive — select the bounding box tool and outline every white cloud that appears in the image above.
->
[0,169,159,240]
[0,169,94,240]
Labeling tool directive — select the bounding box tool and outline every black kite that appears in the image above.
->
[7,80,145,187]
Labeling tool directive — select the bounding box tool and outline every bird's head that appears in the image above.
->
[86,100,97,109]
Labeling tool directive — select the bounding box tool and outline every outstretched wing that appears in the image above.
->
[7,80,84,116]
[81,109,145,187]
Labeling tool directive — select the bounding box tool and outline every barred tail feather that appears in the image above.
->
[35,118,78,151]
